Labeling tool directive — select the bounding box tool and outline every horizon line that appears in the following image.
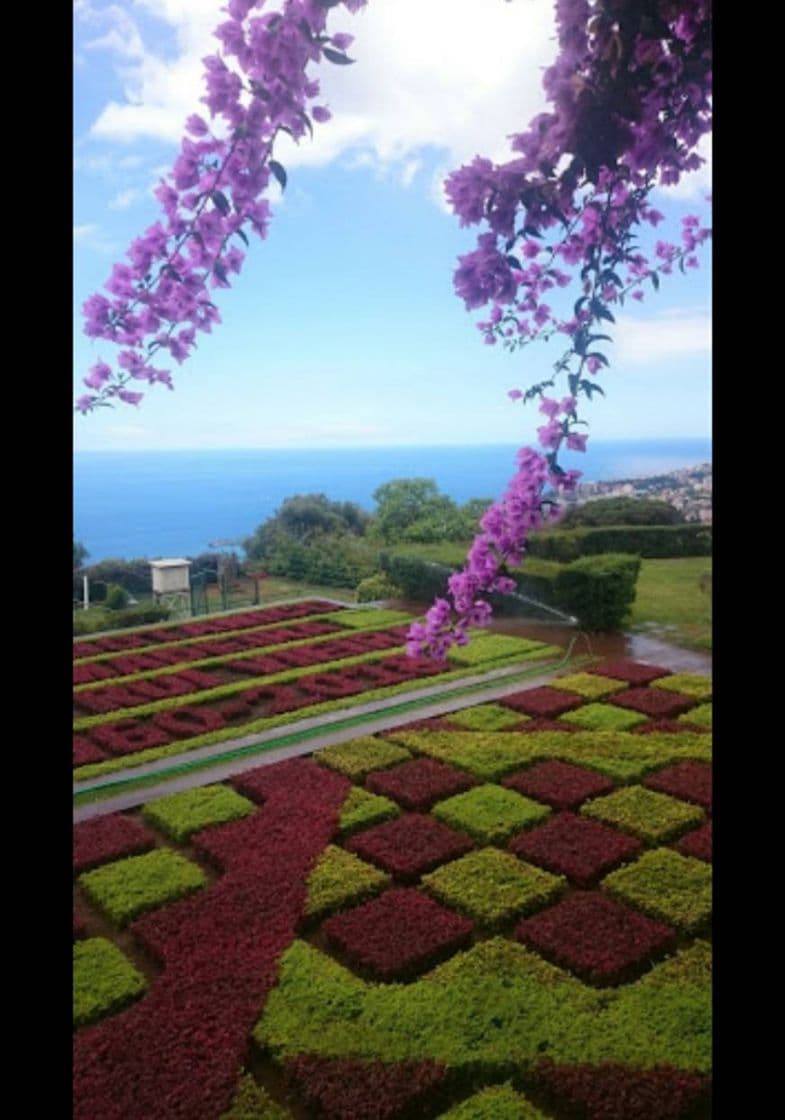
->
[74,436,712,454]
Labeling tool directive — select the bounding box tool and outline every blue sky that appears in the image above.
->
[74,0,712,453]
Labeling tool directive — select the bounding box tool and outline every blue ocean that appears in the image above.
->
[74,439,711,562]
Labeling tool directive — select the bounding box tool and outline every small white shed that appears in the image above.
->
[149,558,192,596]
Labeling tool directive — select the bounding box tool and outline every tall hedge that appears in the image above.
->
[528,523,711,561]
[553,553,641,631]
[379,551,641,632]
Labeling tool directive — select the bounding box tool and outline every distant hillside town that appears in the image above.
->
[570,462,712,523]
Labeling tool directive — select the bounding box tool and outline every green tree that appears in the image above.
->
[245,494,369,560]
[74,540,89,570]
[370,478,464,543]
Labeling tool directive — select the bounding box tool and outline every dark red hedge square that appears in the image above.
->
[644,762,712,811]
[500,686,584,718]
[674,820,712,862]
[383,717,460,733]
[323,887,473,980]
[517,717,580,733]
[284,1056,447,1120]
[532,1059,710,1120]
[610,687,695,718]
[632,718,704,734]
[516,891,676,984]
[503,761,614,811]
[509,812,641,886]
[366,758,477,811]
[590,660,672,685]
[73,735,108,767]
[73,813,156,874]
[346,813,474,879]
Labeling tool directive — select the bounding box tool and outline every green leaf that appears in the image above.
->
[211,190,230,216]
[505,255,522,270]
[163,265,182,282]
[235,228,249,247]
[650,271,660,290]
[213,262,228,283]
[298,111,313,139]
[323,47,355,65]
[587,334,612,345]
[269,160,287,192]
[523,225,544,238]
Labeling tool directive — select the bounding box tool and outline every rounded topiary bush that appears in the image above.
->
[105,583,130,611]
[355,573,403,603]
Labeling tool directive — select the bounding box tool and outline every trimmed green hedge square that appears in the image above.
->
[433,785,550,845]
[142,784,255,842]
[316,737,411,781]
[438,1084,547,1119]
[447,633,550,667]
[390,731,538,781]
[220,1074,291,1119]
[554,672,627,701]
[681,702,712,728]
[448,704,527,731]
[652,673,712,702]
[561,703,647,732]
[325,608,413,629]
[305,845,390,920]
[603,848,712,932]
[338,787,400,837]
[581,786,704,844]
[423,848,565,928]
[74,937,146,1027]
[79,848,207,927]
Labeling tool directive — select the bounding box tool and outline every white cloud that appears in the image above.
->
[108,187,143,209]
[613,310,712,365]
[73,223,117,253]
[80,0,558,183]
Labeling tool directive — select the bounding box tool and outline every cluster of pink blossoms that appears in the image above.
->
[77,0,367,413]
[407,0,712,657]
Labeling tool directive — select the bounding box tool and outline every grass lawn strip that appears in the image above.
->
[73,652,565,784]
[141,784,255,842]
[79,847,207,927]
[74,938,147,1028]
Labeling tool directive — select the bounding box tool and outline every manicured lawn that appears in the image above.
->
[628,558,712,651]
